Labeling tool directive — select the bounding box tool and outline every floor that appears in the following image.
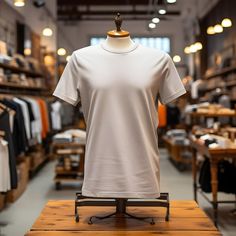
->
[0,149,235,236]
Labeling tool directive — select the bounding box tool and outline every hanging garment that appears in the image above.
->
[51,101,62,130]
[13,97,31,140]
[0,111,17,189]
[0,138,11,192]
[53,44,186,198]
[37,99,50,139]
[167,104,180,127]
[157,102,167,128]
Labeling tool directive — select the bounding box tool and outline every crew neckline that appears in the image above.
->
[100,41,139,54]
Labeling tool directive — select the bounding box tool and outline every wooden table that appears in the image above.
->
[163,136,192,171]
[190,135,236,226]
[51,142,85,190]
[25,200,221,236]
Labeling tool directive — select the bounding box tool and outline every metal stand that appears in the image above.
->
[75,192,170,225]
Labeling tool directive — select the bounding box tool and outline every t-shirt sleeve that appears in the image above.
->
[53,52,80,106]
[158,54,186,105]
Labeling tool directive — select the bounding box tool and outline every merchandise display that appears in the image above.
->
[0,0,236,235]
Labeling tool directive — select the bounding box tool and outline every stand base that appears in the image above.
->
[75,192,170,224]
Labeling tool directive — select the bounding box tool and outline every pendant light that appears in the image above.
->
[167,0,176,3]
[184,46,191,54]
[214,24,223,33]
[207,26,215,35]
[173,55,181,63]
[221,18,232,28]
[57,48,66,56]
[14,0,25,7]
[195,42,203,50]
[42,27,53,37]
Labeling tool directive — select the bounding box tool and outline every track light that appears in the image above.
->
[207,26,215,35]
[149,23,156,29]
[152,17,160,24]
[159,9,166,15]
[173,55,181,63]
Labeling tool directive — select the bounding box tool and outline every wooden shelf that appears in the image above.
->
[0,62,42,77]
[191,112,236,117]
[0,81,46,91]
[204,65,236,79]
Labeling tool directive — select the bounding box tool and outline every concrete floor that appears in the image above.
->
[0,149,235,236]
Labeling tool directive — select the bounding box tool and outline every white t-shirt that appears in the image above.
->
[53,43,186,198]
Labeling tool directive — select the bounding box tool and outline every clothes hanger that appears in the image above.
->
[107,13,130,38]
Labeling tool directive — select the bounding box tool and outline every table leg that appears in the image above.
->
[210,158,218,226]
[192,149,198,202]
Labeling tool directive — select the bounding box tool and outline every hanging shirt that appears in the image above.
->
[51,101,62,130]
[53,43,186,198]
[13,98,31,140]
[0,138,11,192]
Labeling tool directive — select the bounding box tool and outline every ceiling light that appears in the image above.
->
[14,0,25,7]
[167,0,177,3]
[207,26,215,35]
[221,18,232,27]
[173,55,181,63]
[42,27,53,37]
[24,48,31,56]
[152,17,160,24]
[184,46,191,54]
[149,23,156,29]
[214,24,223,33]
[195,42,203,50]
[159,9,166,15]
[57,48,66,56]
[66,55,71,62]
[190,44,198,53]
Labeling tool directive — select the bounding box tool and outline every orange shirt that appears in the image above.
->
[37,99,50,139]
[158,102,167,128]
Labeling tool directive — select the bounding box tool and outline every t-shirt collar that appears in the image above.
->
[100,41,139,54]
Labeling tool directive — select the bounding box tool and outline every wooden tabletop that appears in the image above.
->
[25,200,221,236]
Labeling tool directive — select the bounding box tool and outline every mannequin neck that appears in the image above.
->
[103,35,135,53]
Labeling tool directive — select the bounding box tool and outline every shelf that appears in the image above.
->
[0,81,46,91]
[0,62,42,77]
[204,65,236,79]
[191,112,236,117]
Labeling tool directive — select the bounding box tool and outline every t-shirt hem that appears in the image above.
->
[53,91,78,106]
[82,189,160,199]
[161,88,186,105]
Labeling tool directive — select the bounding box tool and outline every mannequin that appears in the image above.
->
[102,13,136,53]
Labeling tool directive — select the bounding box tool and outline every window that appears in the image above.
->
[90,36,170,53]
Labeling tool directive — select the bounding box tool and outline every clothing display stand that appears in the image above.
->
[75,192,169,225]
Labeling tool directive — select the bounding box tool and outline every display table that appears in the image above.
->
[25,200,220,236]
[190,135,236,226]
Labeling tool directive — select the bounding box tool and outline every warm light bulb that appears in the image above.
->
[195,42,203,50]
[190,44,197,53]
[24,48,31,56]
[207,26,215,35]
[221,18,232,27]
[173,55,181,63]
[57,48,66,56]
[14,0,25,7]
[184,46,191,54]
[149,23,156,29]
[42,27,53,37]
[152,17,160,24]
[159,9,166,15]
[167,0,177,3]
[214,24,223,33]
[66,55,71,62]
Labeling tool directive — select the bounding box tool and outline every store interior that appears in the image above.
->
[0,0,236,235]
